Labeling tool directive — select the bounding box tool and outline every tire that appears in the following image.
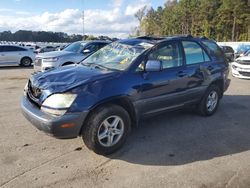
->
[197,85,221,116]
[62,62,74,66]
[20,57,32,67]
[82,104,131,155]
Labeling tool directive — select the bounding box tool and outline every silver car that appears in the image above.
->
[34,46,56,54]
[34,41,110,72]
[0,45,35,67]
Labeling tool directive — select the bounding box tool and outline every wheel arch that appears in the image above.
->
[210,78,224,98]
[79,96,138,135]
[20,56,33,65]
[62,61,75,66]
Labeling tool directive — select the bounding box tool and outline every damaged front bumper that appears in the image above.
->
[21,96,88,139]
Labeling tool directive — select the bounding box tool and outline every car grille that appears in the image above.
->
[238,60,250,65]
[35,58,42,66]
[27,81,42,105]
[239,71,250,77]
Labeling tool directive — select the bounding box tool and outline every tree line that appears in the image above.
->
[0,30,117,42]
[134,0,250,41]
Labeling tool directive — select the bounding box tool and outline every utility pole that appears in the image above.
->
[82,0,85,36]
[82,10,85,36]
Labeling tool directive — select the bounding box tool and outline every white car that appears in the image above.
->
[34,46,56,54]
[231,51,250,79]
[0,45,35,67]
[34,41,110,72]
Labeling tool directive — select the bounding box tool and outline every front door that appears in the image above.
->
[136,41,190,116]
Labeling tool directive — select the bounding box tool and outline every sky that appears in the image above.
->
[0,0,166,38]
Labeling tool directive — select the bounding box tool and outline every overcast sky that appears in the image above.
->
[0,0,165,38]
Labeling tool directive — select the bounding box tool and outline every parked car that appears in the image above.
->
[220,45,234,62]
[0,45,35,67]
[34,41,110,72]
[21,36,230,155]
[235,45,250,59]
[242,49,250,57]
[34,46,56,54]
[231,50,250,79]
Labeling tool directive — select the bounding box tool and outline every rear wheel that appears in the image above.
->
[197,85,221,116]
[82,104,131,155]
[20,57,32,67]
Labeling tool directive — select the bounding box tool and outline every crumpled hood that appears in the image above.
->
[30,64,116,93]
[36,50,76,58]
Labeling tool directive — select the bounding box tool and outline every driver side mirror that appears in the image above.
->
[145,60,162,72]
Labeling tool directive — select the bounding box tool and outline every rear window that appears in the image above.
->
[202,40,225,61]
[182,41,210,65]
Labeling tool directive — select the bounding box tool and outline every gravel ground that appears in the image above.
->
[0,66,250,188]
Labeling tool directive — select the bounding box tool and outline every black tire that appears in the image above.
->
[62,62,74,66]
[197,85,221,116]
[20,57,32,67]
[82,104,131,155]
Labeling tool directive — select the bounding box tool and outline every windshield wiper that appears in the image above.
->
[84,63,109,70]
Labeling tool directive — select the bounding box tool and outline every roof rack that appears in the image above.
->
[199,36,209,40]
[164,34,193,39]
[136,36,165,41]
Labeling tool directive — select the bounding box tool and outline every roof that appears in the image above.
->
[75,40,111,44]
[118,35,211,46]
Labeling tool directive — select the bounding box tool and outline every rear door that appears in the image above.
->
[0,46,16,65]
[3,46,27,64]
[180,40,212,102]
[0,46,5,64]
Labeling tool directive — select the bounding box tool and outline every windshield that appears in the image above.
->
[236,45,250,54]
[63,41,87,53]
[81,41,152,71]
[245,50,250,56]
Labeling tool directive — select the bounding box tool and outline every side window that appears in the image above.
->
[2,46,26,52]
[0,46,3,52]
[182,41,210,65]
[12,46,26,51]
[148,42,183,69]
[202,40,224,61]
[3,46,13,52]
[85,44,98,52]
[98,43,107,50]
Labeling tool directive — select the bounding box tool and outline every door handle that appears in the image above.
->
[177,71,187,77]
[207,65,214,71]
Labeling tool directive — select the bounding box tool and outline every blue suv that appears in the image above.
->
[21,36,230,155]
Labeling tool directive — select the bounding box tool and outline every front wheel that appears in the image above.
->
[82,104,131,155]
[197,85,221,116]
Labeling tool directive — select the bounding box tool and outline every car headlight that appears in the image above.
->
[43,57,59,62]
[24,82,28,95]
[232,65,237,69]
[41,94,77,116]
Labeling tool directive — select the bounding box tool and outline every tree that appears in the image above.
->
[136,0,249,41]
[134,5,147,35]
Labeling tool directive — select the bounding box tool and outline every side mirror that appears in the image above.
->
[83,49,91,54]
[145,60,162,72]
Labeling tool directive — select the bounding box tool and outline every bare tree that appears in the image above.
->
[134,5,147,36]
[135,5,147,23]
